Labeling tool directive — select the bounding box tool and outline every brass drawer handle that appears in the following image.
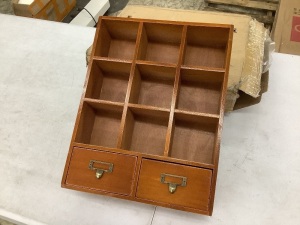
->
[89,160,114,179]
[160,173,187,194]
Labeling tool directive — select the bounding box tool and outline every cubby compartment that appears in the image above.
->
[177,68,224,114]
[183,26,229,68]
[75,101,123,148]
[170,112,218,164]
[120,106,169,155]
[94,19,139,60]
[129,64,176,108]
[137,23,183,64]
[85,60,131,103]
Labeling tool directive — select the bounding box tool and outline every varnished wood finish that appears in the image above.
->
[85,60,131,103]
[184,26,229,68]
[137,23,183,64]
[66,147,137,195]
[75,102,123,148]
[136,159,212,211]
[121,107,169,155]
[177,69,224,114]
[170,113,219,164]
[95,19,140,60]
[129,64,176,108]
[62,16,233,216]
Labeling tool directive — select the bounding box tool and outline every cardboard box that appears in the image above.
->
[13,0,76,22]
[272,0,300,55]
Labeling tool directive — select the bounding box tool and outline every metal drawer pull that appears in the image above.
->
[89,160,114,179]
[160,173,187,194]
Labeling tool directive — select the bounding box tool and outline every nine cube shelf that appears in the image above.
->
[62,16,233,216]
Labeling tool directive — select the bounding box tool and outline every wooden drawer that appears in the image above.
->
[66,147,137,196]
[136,159,212,211]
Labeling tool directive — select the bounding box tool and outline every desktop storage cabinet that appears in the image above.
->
[62,16,233,216]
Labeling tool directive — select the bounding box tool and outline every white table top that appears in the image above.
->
[0,14,300,225]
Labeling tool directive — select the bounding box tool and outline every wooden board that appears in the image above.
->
[206,0,278,11]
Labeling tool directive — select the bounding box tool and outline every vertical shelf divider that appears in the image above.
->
[117,21,144,149]
[163,25,187,157]
[209,25,234,214]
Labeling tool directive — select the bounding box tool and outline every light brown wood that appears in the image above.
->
[73,142,216,169]
[206,0,278,11]
[170,112,218,164]
[136,159,212,211]
[62,16,233,216]
[66,147,137,195]
[85,60,131,102]
[137,23,183,64]
[184,26,228,68]
[129,64,176,108]
[205,0,278,27]
[94,19,140,60]
[209,23,233,215]
[164,25,187,157]
[121,107,169,155]
[75,102,123,148]
[177,69,224,114]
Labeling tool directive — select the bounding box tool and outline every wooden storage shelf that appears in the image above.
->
[62,17,233,216]
[176,69,224,115]
[129,63,176,109]
[137,23,183,64]
[75,101,123,148]
[121,106,169,155]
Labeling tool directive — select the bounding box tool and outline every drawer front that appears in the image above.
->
[136,159,212,210]
[66,147,137,195]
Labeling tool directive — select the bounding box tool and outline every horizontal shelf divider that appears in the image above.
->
[101,16,232,29]
[174,109,220,119]
[84,98,124,107]
[72,142,215,169]
[72,142,138,156]
[135,60,178,68]
[92,56,133,64]
[140,154,215,170]
[181,65,226,73]
[128,103,170,113]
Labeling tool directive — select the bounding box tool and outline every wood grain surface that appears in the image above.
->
[136,159,212,210]
[66,147,137,195]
